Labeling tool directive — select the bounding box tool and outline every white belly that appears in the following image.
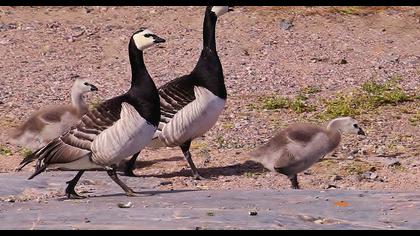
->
[91,102,157,166]
[159,87,225,147]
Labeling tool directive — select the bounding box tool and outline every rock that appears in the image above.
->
[330,175,342,181]
[248,211,258,216]
[387,159,401,167]
[338,59,348,64]
[279,19,293,30]
[361,171,378,180]
[386,9,399,15]
[0,23,17,31]
[326,184,338,189]
[159,181,173,186]
[80,179,96,185]
[117,202,133,208]
[299,215,317,221]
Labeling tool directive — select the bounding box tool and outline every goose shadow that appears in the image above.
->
[134,159,268,179]
[117,156,183,174]
[57,189,198,201]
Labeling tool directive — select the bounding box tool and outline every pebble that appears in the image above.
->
[248,211,258,216]
[279,19,293,30]
[117,202,133,208]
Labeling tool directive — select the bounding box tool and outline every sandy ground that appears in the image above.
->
[0,6,419,193]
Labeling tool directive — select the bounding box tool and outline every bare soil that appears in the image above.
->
[0,6,419,192]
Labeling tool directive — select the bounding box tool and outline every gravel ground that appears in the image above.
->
[0,6,419,192]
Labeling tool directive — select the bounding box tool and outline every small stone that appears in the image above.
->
[117,202,133,208]
[338,59,348,64]
[279,19,293,30]
[330,175,342,181]
[159,181,173,186]
[387,159,401,167]
[299,215,317,221]
[326,184,337,189]
[386,9,399,15]
[249,211,258,216]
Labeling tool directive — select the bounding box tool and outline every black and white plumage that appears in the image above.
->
[17,28,165,198]
[123,6,233,179]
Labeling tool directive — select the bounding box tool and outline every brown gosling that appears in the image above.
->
[249,117,366,189]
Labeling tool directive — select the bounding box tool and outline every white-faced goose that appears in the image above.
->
[10,78,98,151]
[123,6,233,179]
[249,117,366,189]
[17,28,165,198]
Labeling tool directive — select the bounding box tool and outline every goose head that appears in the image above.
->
[210,6,234,17]
[132,28,166,51]
[327,117,366,136]
[73,78,98,93]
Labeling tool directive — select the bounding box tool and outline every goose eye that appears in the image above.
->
[144,34,152,38]
[353,124,359,128]
[84,82,89,86]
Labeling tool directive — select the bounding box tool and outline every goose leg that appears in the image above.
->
[65,171,86,199]
[180,140,203,180]
[289,174,300,189]
[107,166,136,197]
[123,152,140,177]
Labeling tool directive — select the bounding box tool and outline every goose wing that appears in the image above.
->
[157,75,196,127]
[23,98,123,178]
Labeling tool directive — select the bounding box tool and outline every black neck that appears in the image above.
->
[126,38,161,126]
[128,39,151,88]
[203,7,218,51]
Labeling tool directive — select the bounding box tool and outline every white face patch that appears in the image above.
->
[133,29,156,51]
[211,6,229,17]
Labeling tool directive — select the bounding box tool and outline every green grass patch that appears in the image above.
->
[0,146,12,156]
[19,148,32,158]
[318,77,413,120]
[260,94,316,113]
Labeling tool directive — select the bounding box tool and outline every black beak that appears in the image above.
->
[358,128,366,136]
[153,35,166,44]
[90,84,98,91]
[228,6,234,12]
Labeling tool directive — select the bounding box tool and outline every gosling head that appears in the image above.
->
[210,6,234,17]
[73,78,98,94]
[327,117,366,136]
[131,27,166,51]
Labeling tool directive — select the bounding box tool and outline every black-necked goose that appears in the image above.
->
[10,78,98,151]
[123,6,233,179]
[249,117,366,189]
[17,28,164,198]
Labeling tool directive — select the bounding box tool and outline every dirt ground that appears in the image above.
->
[0,6,419,192]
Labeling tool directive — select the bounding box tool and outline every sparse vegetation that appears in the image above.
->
[0,146,12,156]
[342,161,375,176]
[19,148,33,158]
[409,111,420,126]
[331,7,362,15]
[260,95,316,113]
[261,97,289,110]
[318,77,413,120]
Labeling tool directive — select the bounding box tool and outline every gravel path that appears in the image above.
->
[1,172,419,229]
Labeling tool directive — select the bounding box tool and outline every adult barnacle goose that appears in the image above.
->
[17,28,165,198]
[124,6,233,180]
